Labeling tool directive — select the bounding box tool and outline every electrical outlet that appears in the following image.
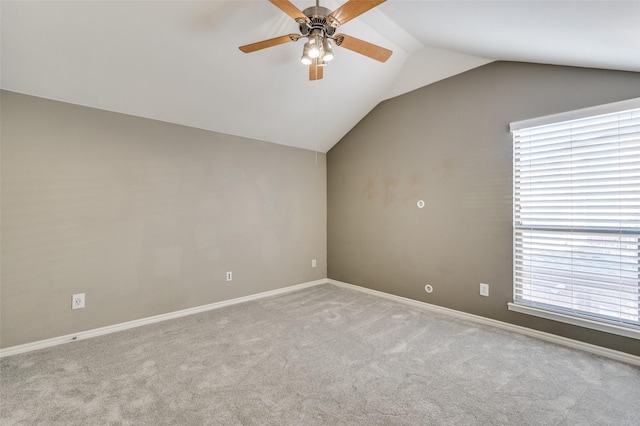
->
[72,293,85,309]
[480,283,489,297]
[226,271,232,281]
[312,259,317,268]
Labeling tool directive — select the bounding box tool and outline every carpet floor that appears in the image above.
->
[1,284,639,425]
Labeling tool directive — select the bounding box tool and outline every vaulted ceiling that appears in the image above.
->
[2,1,639,153]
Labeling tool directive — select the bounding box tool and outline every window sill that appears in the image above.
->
[507,303,639,340]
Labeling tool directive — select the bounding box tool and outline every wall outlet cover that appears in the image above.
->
[72,293,85,309]
[480,283,489,297]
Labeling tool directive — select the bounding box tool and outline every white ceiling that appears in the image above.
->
[2,1,639,153]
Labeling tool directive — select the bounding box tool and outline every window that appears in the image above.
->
[510,98,640,339]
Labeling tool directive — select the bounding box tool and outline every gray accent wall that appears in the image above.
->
[327,62,640,355]
[1,91,327,348]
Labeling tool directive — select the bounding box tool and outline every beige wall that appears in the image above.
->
[327,62,640,356]
[1,91,327,348]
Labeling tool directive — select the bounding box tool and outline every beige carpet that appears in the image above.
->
[1,284,639,425]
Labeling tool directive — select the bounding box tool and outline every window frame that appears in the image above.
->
[509,98,640,340]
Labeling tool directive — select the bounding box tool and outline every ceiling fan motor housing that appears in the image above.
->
[299,6,336,37]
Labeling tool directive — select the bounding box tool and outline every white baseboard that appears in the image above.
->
[4,278,638,367]
[327,279,640,367]
[0,279,326,358]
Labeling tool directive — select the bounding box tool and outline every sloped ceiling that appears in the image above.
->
[2,1,639,153]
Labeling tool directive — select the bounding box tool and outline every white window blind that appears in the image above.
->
[511,100,640,333]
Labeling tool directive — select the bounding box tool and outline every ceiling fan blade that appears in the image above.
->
[309,59,324,81]
[327,0,385,27]
[239,34,298,53]
[334,34,392,62]
[269,0,310,23]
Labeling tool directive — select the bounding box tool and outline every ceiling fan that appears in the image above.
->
[239,0,392,81]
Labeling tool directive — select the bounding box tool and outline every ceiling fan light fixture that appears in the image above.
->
[301,53,312,65]
[301,41,313,65]
[308,39,321,59]
[322,38,334,62]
